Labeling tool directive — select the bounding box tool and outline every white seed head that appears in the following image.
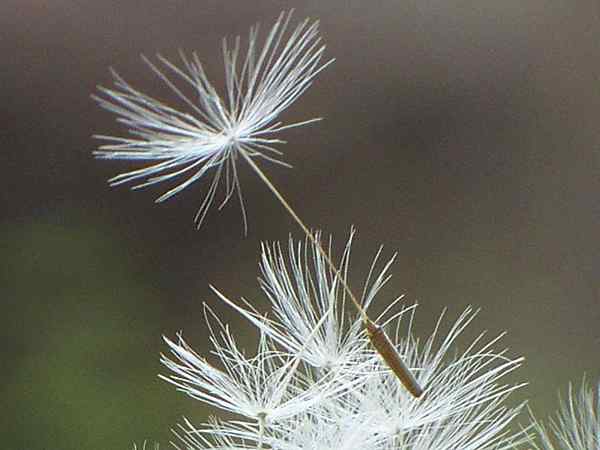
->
[93,11,333,231]
[162,234,528,450]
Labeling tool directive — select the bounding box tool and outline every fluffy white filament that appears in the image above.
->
[93,11,332,231]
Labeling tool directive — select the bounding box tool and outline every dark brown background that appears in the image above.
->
[2,1,599,448]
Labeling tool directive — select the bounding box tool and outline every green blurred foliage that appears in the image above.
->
[0,219,204,449]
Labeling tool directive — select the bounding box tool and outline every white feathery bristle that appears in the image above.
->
[93,11,333,231]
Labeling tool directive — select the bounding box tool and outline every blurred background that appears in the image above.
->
[2,0,599,448]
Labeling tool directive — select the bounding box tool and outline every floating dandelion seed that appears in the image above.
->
[93,10,332,231]
[532,379,600,450]
[95,11,422,397]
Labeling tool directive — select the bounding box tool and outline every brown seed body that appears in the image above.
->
[366,319,423,398]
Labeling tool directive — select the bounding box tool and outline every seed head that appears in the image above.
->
[162,234,528,450]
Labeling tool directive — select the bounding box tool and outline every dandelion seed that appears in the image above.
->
[532,379,600,450]
[93,11,332,231]
[95,11,420,396]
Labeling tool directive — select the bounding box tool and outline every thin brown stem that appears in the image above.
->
[240,150,368,320]
[241,149,423,398]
